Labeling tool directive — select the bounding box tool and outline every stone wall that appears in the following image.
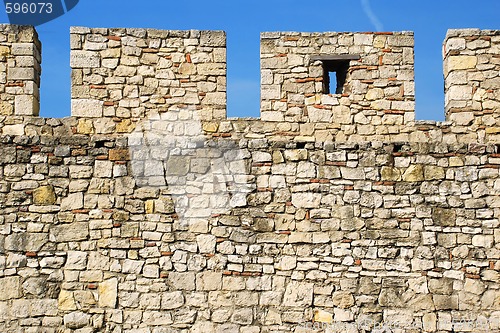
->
[444,29,500,137]
[0,24,41,117]
[0,25,500,333]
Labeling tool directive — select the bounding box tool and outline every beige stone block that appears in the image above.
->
[72,99,103,117]
[58,290,77,311]
[314,309,333,323]
[332,291,355,309]
[71,50,100,68]
[283,281,313,307]
[0,276,22,300]
[161,291,184,309]
[424,165,445,180]
[366,88,384,100]
[402,164,424,182]
[0,45,9,56]
[381,166,401,181]
[433,294,458,310]
[422,312,437,332]
[196,272,222,291]
[51,222,89,242]
[2,124,25,135]
[33,185,56,205]
[15,95,38,116]
[98,278,118,308]
[447,55,477,71]
[291,192,321,208]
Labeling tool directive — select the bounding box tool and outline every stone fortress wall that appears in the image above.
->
[0,24,499,332]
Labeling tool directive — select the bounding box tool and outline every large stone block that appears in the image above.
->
[71,99,103,117]
[71,50,100,68]
[196,272,222,291]
[51,222,89,242]
[5,233,48,252]
[0,276,22,300]
[33,185,56,205]
[283,281,313,307]
[98,278,118,308]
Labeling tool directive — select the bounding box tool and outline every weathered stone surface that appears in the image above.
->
[161,291,184,309]
[51,222,89,242]
[64,311,91,329]
[98,278,118,308]
[447,55,477,71]
[0,276,22,300]
[33,185,56,205]
[196,272,222,291]
[402,165,424,182]
[283,281,313,306]
[58,290,77,311]
[5,233,48,252]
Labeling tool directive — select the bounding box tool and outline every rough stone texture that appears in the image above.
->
[0,25,500,333]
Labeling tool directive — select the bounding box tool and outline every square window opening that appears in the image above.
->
[323,60,350,95]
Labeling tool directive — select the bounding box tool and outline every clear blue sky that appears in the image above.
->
[1,0,499,120]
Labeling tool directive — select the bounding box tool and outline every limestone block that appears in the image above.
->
[422,313,437,332]
[64,311,91,329]
[30,299,58,316]
[447,55,477,71]
[167,272,196,290]
[402,164,424,182]
[283,281,313,307]
[8,67,36,80]
[51,222,89,242]
[433,295,458,310]
[340,167,365,180]
[448,111,475,126]
[2,124,25,135]
[71,99,103,117]
[9,299,29,318]
[291,192,321,208]
[161,291,184,309]
[33,185,56,205]
[14,95,38,116]
[58,290,77,311]
[445,38,466,53]
[314,309,333,323]
[424,166,445,180]
[200,31,225,46]
[71,50,100,68]
[98,278,118,308]
[0,276,22,300]
[197,234,216,253]
[428,278,453,294]
[308,108,331,122]
[12,42,36,55]
[60,192,84,211]
[5,232,48,252]
[122,259,144,274]
[366,88,384,100]
[261,85,281,100]
[432,207,456,227]
[332,291,355,309]
[196,272,222,291]
[94,160,113,178]
[472,235,494,247]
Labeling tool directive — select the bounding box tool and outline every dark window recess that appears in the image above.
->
[311,55,360,95]
[323,60,349,94]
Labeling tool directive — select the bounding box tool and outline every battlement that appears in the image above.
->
[0,25,499,143]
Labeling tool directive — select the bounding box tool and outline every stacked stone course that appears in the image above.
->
[0,24,499,332]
